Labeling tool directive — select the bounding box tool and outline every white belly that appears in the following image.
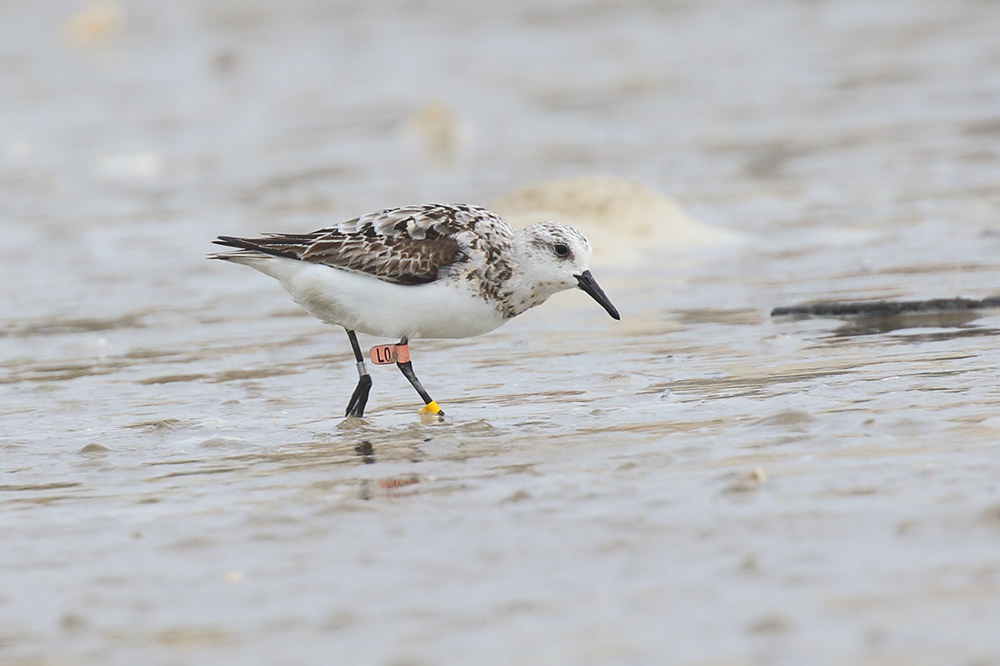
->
[231,256,507,340]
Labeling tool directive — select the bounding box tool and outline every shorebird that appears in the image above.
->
[212,203,619,418]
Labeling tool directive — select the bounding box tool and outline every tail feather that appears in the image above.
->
[211,235,298,261]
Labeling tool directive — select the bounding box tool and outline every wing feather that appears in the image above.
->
[211,204,509,285]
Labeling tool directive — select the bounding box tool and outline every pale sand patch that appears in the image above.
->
[493,175,744,266]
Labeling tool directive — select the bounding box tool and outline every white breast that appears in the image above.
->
[231,256,508,340]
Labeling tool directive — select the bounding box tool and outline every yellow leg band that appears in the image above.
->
[419,400,441,415]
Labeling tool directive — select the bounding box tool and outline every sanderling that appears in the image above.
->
[212,203,619,418]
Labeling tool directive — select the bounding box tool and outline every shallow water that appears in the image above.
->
[3,0,1000,664]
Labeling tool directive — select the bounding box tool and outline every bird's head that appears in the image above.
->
[513,222,620,320]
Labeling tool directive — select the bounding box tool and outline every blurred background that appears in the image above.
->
[5,0,1000,318]
[3,0,1000,664]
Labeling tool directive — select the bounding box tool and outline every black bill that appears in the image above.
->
[575,270,621,321]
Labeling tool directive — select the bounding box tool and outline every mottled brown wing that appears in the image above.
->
[213,204,483,285]
[296,234,464,285]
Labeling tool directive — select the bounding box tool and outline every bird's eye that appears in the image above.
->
[553,243,570,258]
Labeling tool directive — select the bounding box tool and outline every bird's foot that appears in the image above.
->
[419,400,442,415]
[344,375,372,418]
[418,400,444,422]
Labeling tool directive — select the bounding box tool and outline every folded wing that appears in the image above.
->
[213,204,475,285]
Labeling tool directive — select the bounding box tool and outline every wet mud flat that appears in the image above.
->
[4,0,1000,664]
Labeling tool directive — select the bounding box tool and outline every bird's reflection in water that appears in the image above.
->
[354,440,376,465]
[351,440,420,499]
[378,476,420,499]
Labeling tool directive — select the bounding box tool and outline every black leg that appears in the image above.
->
[344,329,372,418]
[395,338,443,416]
